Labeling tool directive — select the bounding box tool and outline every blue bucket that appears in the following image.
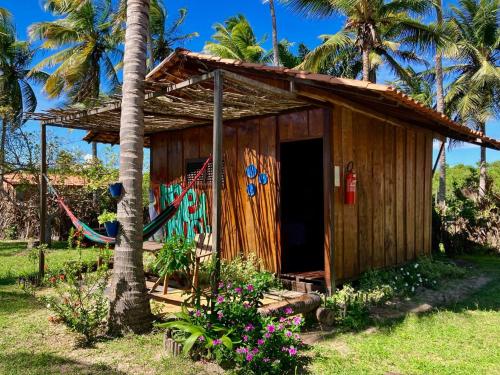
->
[104,221,119,237]
[109,182,123,198]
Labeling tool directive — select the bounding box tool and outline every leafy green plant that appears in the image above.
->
[43,261,110,346]
[153,235,195,278]
[97,210,117,225]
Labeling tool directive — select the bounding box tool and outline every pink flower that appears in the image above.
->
[285,330,292,337]
[198,336,205,342]
[246,353,254,361]
[267,325,275,333]
[252,348,259,354]
[212,339,222,346]
[292,316,302,325]
[279,317,286,323]
[195,310,202,317]
[226,282,232,289]
[235,287,242,294]
[216,295,224,304]
[288,346,297,356]
[236,347,247,354]
[246,284,254,292]
[244,323,254,332]
[294,333,301,340]
[243,335,249,342]
[243,302,250,309]
[263,358,270,363]
[284,307,293,315]
[264,332,271,339]
[217,311,224,320]
[257,339,265,346]
[278,324,284,330]
[218,282,224,289]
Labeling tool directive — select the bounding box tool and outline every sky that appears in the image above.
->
[2,0,499,167]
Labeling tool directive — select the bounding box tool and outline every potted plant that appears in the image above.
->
[97,210,118,237]
[108,182,123,198]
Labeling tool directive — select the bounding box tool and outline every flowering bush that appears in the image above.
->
[157,280,304,374]
[43,261,110,346]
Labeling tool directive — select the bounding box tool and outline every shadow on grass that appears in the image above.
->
[0,288,43,316]
[0,352,127,375]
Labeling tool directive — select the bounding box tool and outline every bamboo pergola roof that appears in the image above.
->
[30,70,312,142]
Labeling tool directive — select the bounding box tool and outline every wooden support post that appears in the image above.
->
[324,109,335,295]
[211,70,224,297]
[39,123,47,282]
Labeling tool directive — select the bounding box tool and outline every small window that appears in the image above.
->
[186,158,225,188]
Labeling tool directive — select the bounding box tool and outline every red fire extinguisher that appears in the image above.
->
[345,161,356,205]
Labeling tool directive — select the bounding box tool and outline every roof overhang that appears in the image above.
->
[30,48,500,150]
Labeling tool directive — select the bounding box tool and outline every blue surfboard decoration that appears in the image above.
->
[246,183,257,197]
[246,164,258,179]
[258,173,268,185]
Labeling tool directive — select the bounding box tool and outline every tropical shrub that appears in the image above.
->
[158,280,304,374]
[43,261,110,346]
[97,210,117,225]
[153,235,195,278]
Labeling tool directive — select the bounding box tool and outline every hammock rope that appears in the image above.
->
[44,156,213,245]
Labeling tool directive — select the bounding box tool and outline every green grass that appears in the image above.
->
[0,241,210,375]
[1,241,499,374]
[310,256,500,375]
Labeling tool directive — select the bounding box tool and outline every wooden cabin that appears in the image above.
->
[37,49,500,292]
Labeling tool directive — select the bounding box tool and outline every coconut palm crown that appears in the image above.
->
[285,0,439,82]
[29,0,122,104]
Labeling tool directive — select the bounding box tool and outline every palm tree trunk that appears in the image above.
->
[435,0,446,205]
[108,0,152,335]
[268,0,280,66]
[0,116,7,192]
[479,122,487,199]
[92,141,98,206]
[147,30,154,72]
[362,47,371,82]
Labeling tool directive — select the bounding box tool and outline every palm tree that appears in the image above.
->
[434,0,446,204]
[204,14,267,63]
[29,0,122,104]
[392,67,434,107]
[264,0,280,66]
[116,0,198,71]
[444,0,499,198]
[285,0,437,83]
[0,15,47,191]
[107,0,152,334]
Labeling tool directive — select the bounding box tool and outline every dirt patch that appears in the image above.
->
[369,274,491,322]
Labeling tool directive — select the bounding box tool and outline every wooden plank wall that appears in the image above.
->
[150,105,433,282]
[331,105,433,281]
[150,108,325,273]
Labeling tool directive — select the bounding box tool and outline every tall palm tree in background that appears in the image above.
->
[0,12,46,191]
[285,0,437,83]
[108,0,152,334]
[444,0,499,198]
[29,0,122,104]
[116,0,198,71]
[434,0,447,204]
[204,14,267,63]
[264,0,280,66]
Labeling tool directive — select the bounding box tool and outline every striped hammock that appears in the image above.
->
[45,156,212,245]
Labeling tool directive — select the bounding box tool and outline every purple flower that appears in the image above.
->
[246,284,254,292]
[278,324,284,330]
[244,323,254,332]
[195,310,202,317]
[267,325,275,333]
[217,311,224,320]
[284,307,293,315]
[264,332,271,339]
[279,317,286,323]
[263,358,270,363]
[226,282,232,289]
[216,295,224,304]
[292,316,302,325]
[285,330,292,337]
[281,346,288,352]
[246,353,254,361]
[288,346,297,356]
[212,339,222,346]
[243,335,249,342]
[252,348,259,354]
[198,336,205,342]
[235,287,242,294]
[257,339,265,346]
[236,347,247,354]
[218,281,224,289]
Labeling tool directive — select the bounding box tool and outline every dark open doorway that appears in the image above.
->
[280,138,324,274]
